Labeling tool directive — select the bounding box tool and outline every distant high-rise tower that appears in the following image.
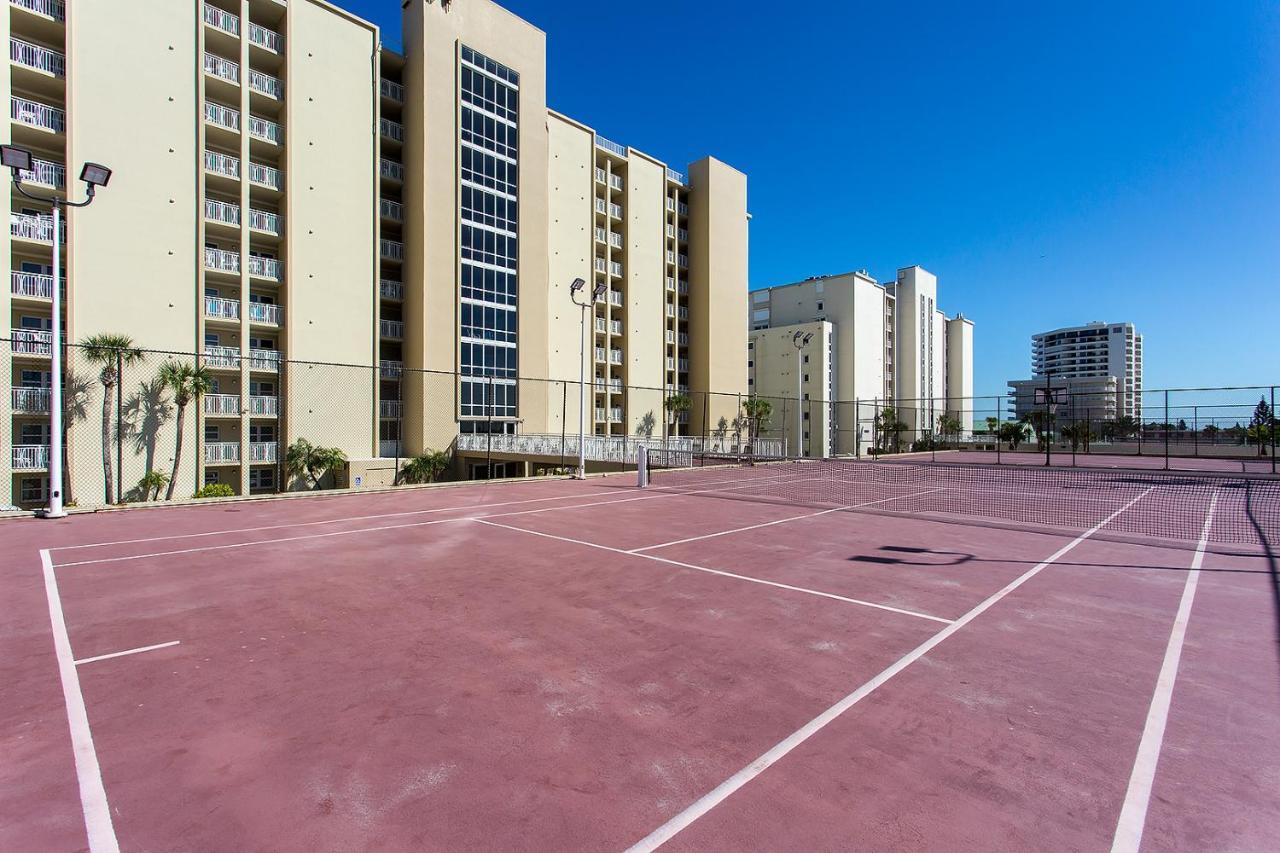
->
[1031,321,1143,418]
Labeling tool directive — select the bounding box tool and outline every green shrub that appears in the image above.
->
[194,483,235,499]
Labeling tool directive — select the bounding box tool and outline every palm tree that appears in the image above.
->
[998,420,1030,450]
[937,414,962,449]
[664,393,692,439]
[875,406,908,452]
[79,333,144,504]
[740,397,773,448]
[158,361,213,500]
[285,438,348,490]
[136,470,169,502]
[401,449,451,484]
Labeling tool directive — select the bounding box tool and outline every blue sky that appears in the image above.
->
[352,0,1279,395]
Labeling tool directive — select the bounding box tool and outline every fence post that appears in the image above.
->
[995,396,1001,465]
[559,381,567,472]
[1272,386,1277,474]
[115,349,123,504]
[1164,389,1170,471]
[1193,405,1198,458]
[485,376,493,478]
[854,398,861,458]
[276,356,285,494]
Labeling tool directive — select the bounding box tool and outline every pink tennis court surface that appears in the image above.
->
[2,464,1277,851]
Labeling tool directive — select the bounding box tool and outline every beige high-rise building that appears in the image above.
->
[2,0,748,508]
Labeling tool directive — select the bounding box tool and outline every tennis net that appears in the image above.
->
[638,451,1280,547]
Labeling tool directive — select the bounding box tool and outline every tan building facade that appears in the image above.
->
[2,0,748,508]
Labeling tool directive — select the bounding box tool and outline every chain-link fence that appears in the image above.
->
[3,335,1275,511]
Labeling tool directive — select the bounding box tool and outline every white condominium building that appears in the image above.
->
[748,265,974,455]
[1029,321,1143,419]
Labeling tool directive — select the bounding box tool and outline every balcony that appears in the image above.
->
[380,360,403,379]
[11,96,64,133]
[13,444,49,470]
[380,198,403,222]
[609,232,623,249]
[205,247,240,274]
[11,271,59,299]
[594,134,627,158]
[610,407,623,423]
[594,198,608,215]
[608,174,623,191]
[247,255,281,280]
[609,261,623,278]
[678,202,689,216]
[678,281,688,295]
[249,395,278,416]
[248,22,283,53]
[665,330,675,344]
[609,349,623,365]
[248,69,283,99]
[594,407,607,422]
[609,203,622,220]
[16,156,64,189]
[203,345,241,369]
[204,394,240,416]
[203,3,239,35]
[249,115,282,144]
[248,160,281,189]
[678,228,689,242]
[249,442,277,463]
[203,52,239,84]
[248,348,280,371]
[205,198,241,226]
[593,346,606,363]
[247,302,282,325]
[380,158,404,182]
[12,0,65,22]
[204,101,240,131]
[248,208,281,234]
[678,333,689,346]
[666,277,676,293]
[381,239,404,261]
[678,254,689,269]
[204,295,240,321]
[10,211,63,242]
[10,37,64,76]
[593,226,607,243]
[380,78,405,101]
[665,167,686,186]
[594,258,606,274]
[204,442,240,464]
[666,304,675,318]
[594,167,606,183]
[380,118,404,142]
[679,359,689,372]
[380,319,404,339]
[678,306,689,320]
[204,150,240,179]
[380,400,402,419]
[380,279,403,300]
[609,290,623,307]
[12,387,50,412]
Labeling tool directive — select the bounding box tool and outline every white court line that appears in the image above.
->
[628,488,948,553]
[1109,492,1219,853]
[39,550,120,853]
[473,519,952,624]
[74,640,181,667]
[623,486,1156,852]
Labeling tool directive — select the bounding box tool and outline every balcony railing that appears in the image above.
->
[593,346,606,363]
[248,348,280,371]
[204,150,240,179]
[13,445,50,470]
[380,158,404,181]
[379,439,401,458]
[594,317,607,334]
[380,198,403,221]
[609,291,623,307]
[205,101,240,131]
[594,198,607,215]
[594,407,607,422]
[594,226,607,243]
[609,408,623,423]
[10,37,65,76]
[678,333,689,346]
[249,442,277,462]
[12,328,52,355]
[204,295,240,320]
[205,198,241,226]
[677,254,689,269]
[11,271,59,299]
[248,22,283,53]
[247,302,282,325]
[380,118,404,142]
[10,212,63,242]
[454,434,786,466]
[380,319,404,338]
[203,3,239,35]
[203,345,241,368]
[380,78,405,101]
[380,279,403,300]
[204,442,240,464]
[380,360,403,378]
[249,115,282,144]
[678,202,689,216]
[594,167,607,183]
[665,329,675,344]
[203,52,239,83]
[247,255,281,280]
[381,239,404,261]
[248,208,281,234]
[609,203,622,219]
[609,349,623,365]
[594,258,606,273]
[12,387,50,412]
[18,157,65,188]
[380,400,402,419]
[204,247,240,273]
[248,161,281,189]
[12,0,66,22]
[609,261,623,277]
[609,232,623,249]
[204,394,240,415]
[249,395,278,416]
[248,69,283,99]
[665,167,686,185]
[11,96,64,132]
[594,135,627,158]
[608,174,623,191]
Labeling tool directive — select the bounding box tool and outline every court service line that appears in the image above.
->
[1109,492,1219,853]
[472,519,952,624]
[623,486,1156,852]
[39,550,120,853]
[74,640,181,667]
[628,488,948,553]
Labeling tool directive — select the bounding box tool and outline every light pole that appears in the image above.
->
[569,277,606,478]
[791,331,813,457]
[2,145,112,519]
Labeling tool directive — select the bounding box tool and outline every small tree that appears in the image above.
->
[158,361,213,500]
[285,438,348,490]
[998,420,1030,450]
[664,393,692,438]
[712,416,729,451]
[875,406,908,452]
[401,450,450,484]
[984,416,999,436]
[1248,397,1275,456]
[1202,423,1221,443]
[1061,421,1094,452]
[937,414,962,449]
[740,397,773,448]
[1112,415,1140,440]
[636,411,656,439]
[79,333,145,504]
[136,470,169,502]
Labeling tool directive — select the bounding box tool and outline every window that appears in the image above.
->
[205,332,220,347]
[248,467,275,492]
[249,380,274,396]
[816,301,823,311]
[803,354,809,364]
[249,424,274,443]
[20,477,48,503]
[204,470,220,486]
[204,424,220,442]
[21,370,50,388]
[804,374,810,382]
[747,360,753,368]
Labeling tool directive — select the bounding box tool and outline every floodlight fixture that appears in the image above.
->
[0,144,33,173]
[569,277,586,294]
[80,162,113,188]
